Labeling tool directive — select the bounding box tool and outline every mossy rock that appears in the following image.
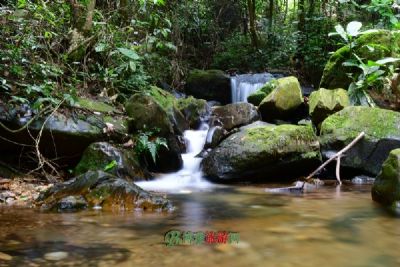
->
[74,142,150,181]
[309,88,350,126]
[185,69,231,104]
[36,171,172,211]
[177,96,209,128]
[320,30,400,89]
[125,86,188,135]
[258,76,304,122]
[73,98,116,113]
[201,124,321,182]
[247,80,277,106]
[372,149,400,206]
[320,106,400,175]
[125,87,185,172]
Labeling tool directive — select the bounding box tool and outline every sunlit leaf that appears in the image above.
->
[346,21,362,36]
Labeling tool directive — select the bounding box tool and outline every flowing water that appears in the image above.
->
[136,123,213,193]
[230,73,275,103]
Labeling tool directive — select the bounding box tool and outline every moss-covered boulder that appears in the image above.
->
[211,102,260,131]
[74,142,150,181]
[185,69,231,104]
[320,30,400,89]
[258,76,304,122]
[125,86,188,135]
[320,106,400,175]
[309,88,350,126]
[372,149,400,206]
[177,96,209,129]
[247,80,277,106]
[125,86,188,172]
[36,171,172,211]
[201,124,321,182]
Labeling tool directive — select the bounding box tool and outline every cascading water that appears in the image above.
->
[136,123,213,193]
[230,73,275,103]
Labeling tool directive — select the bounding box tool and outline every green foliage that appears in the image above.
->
[330,21,400,106]
[134,130,168,164]
[104,160,118,172]
[361,0,400,29]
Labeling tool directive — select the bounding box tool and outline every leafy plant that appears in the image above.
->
[135,130,168,164]
[104,160,118,172]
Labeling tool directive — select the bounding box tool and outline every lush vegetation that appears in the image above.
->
[1,0,399,109]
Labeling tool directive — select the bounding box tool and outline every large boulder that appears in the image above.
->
[201,124,321,182]
[309,88,350,126]
[320,106,400,175]
[247,80,277,106]
[372,149,400,206]
[320,30,400,89]
[0,100,128,168]
[125,86,187,172]
[211,102,260,131]
[185,69,231,104]
[258,76,304,122]
[176,96,209,129]
[36,171,172,211]
[74,142,150,182]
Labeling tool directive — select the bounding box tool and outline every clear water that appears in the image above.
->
[0,184,399,267]
[231,73,275,103]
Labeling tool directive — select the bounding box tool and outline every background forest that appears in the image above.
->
[1,0,399,108]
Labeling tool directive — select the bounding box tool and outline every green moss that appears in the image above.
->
[320,106,400,143]
[144,86,177,112]
[187,69,226,84]
[309,88,349,126]
[74,98,116,113]
[372,149,400,205]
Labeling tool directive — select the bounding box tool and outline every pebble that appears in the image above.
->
[0,252,12,261]
[44,251,68,261]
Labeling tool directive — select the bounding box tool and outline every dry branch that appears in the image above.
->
[302,131,365,189]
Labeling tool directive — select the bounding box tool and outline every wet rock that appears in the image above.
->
[372,149,400,206]
[55,196,88,211]
[320,106,400,175]
[211,102,260,131]
[202,124,321,182]
[74,142,150,181]
[205,126,228,149]
[0,99,128,169]
[125,86,187,172]
[308,88,350,126]
[36,171,172,211]
[258,76,304,122]
[44,251,69,261]
[0,252,12,261]
[352,176,375,185]
[177,96,209,129]
[185,69,231,104]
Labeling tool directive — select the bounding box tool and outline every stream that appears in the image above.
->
[1,185,399,266]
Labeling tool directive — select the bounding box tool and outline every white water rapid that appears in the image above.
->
[230,72,275,103]
[136,123,213,193]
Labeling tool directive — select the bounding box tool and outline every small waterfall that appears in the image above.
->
[136,123,213,193]
[231,73,275,103]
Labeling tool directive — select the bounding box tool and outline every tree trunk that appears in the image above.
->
[120,0,129,24]
[82,0,96,32]
[268,0,274,31]
[247,0,258,48]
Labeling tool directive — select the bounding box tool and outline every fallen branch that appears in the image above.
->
[302,131,365,189]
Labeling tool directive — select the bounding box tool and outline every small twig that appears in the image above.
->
[302,132,365,189]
